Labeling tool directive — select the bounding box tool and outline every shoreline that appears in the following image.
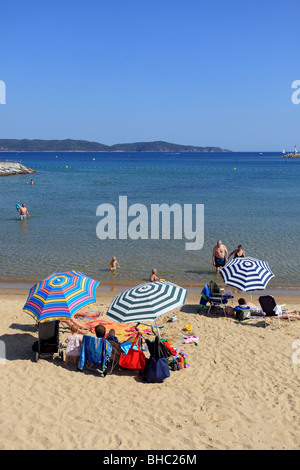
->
[1,277,300,296]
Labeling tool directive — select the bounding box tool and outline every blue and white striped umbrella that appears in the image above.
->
[220,257,274,292]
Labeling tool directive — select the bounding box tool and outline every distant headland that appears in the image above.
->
[0,139,231,153]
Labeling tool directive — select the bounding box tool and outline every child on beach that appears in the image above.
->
[64,324,83,366]
[94,324,121,359]
[149,268,159,282]
[94,324,120,349]
[110,256,120,271]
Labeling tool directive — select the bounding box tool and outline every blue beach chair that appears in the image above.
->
[198,281,234,316]
[77,335,118,376]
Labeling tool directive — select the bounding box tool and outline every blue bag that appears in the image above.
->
[146,357,170,383]
[144,336,170,383]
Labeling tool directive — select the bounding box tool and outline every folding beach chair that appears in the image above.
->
[199,281,234,316]
[32,320,64,363]
[259,295,291,329]
[77,335,118,376]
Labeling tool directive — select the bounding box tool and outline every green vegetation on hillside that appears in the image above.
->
[0,139,231,152]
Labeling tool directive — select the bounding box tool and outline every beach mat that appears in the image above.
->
[78,316,154,342]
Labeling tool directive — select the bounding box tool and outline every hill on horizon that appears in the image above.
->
[0,139,231,153]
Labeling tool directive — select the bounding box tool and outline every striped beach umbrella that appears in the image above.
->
[107,281,187,325]
[23,271,99,323]
[220,257,274,292]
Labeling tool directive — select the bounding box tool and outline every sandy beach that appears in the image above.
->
[0,285,299,451]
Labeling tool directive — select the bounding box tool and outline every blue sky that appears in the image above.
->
[1,0,299,151]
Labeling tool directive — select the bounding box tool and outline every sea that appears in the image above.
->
[1,151,300,292]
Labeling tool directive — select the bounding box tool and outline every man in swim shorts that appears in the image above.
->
[18,203,30,220]
[212,240,228,273]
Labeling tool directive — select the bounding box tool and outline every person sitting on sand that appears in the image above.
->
[237,298,300,319]
[229,244,245,259]
[110,256,120,271]
[212,240,228,273]
[149,268,159,282]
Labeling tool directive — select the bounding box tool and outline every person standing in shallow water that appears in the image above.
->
[229,244,245,259]
[18,203,30,220]
[212,240,228,273]
[110,256,120,271]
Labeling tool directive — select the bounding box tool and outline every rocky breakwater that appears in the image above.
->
[0,162,37,176]
[281,153,300,158]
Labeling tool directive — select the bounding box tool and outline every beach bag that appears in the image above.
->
[145,337,171,359]
[119,333,146,370]
[235,306,251,321]
[145,357,170,383]
[143,337,170,383]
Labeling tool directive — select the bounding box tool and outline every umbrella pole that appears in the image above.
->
[155,319,161,340]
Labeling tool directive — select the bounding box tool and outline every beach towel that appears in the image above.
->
[78,335,113,372]
[209,280,220,294]
[199,284,211,309]
[78,316,153,342]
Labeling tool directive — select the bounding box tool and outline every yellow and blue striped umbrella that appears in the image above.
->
[23,271,99,323]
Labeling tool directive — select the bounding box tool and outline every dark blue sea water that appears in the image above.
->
[0,151,299,288]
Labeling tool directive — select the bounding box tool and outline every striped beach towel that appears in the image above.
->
[209,280,220,294]
[199,281,221,309]
[199,284,211,309]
